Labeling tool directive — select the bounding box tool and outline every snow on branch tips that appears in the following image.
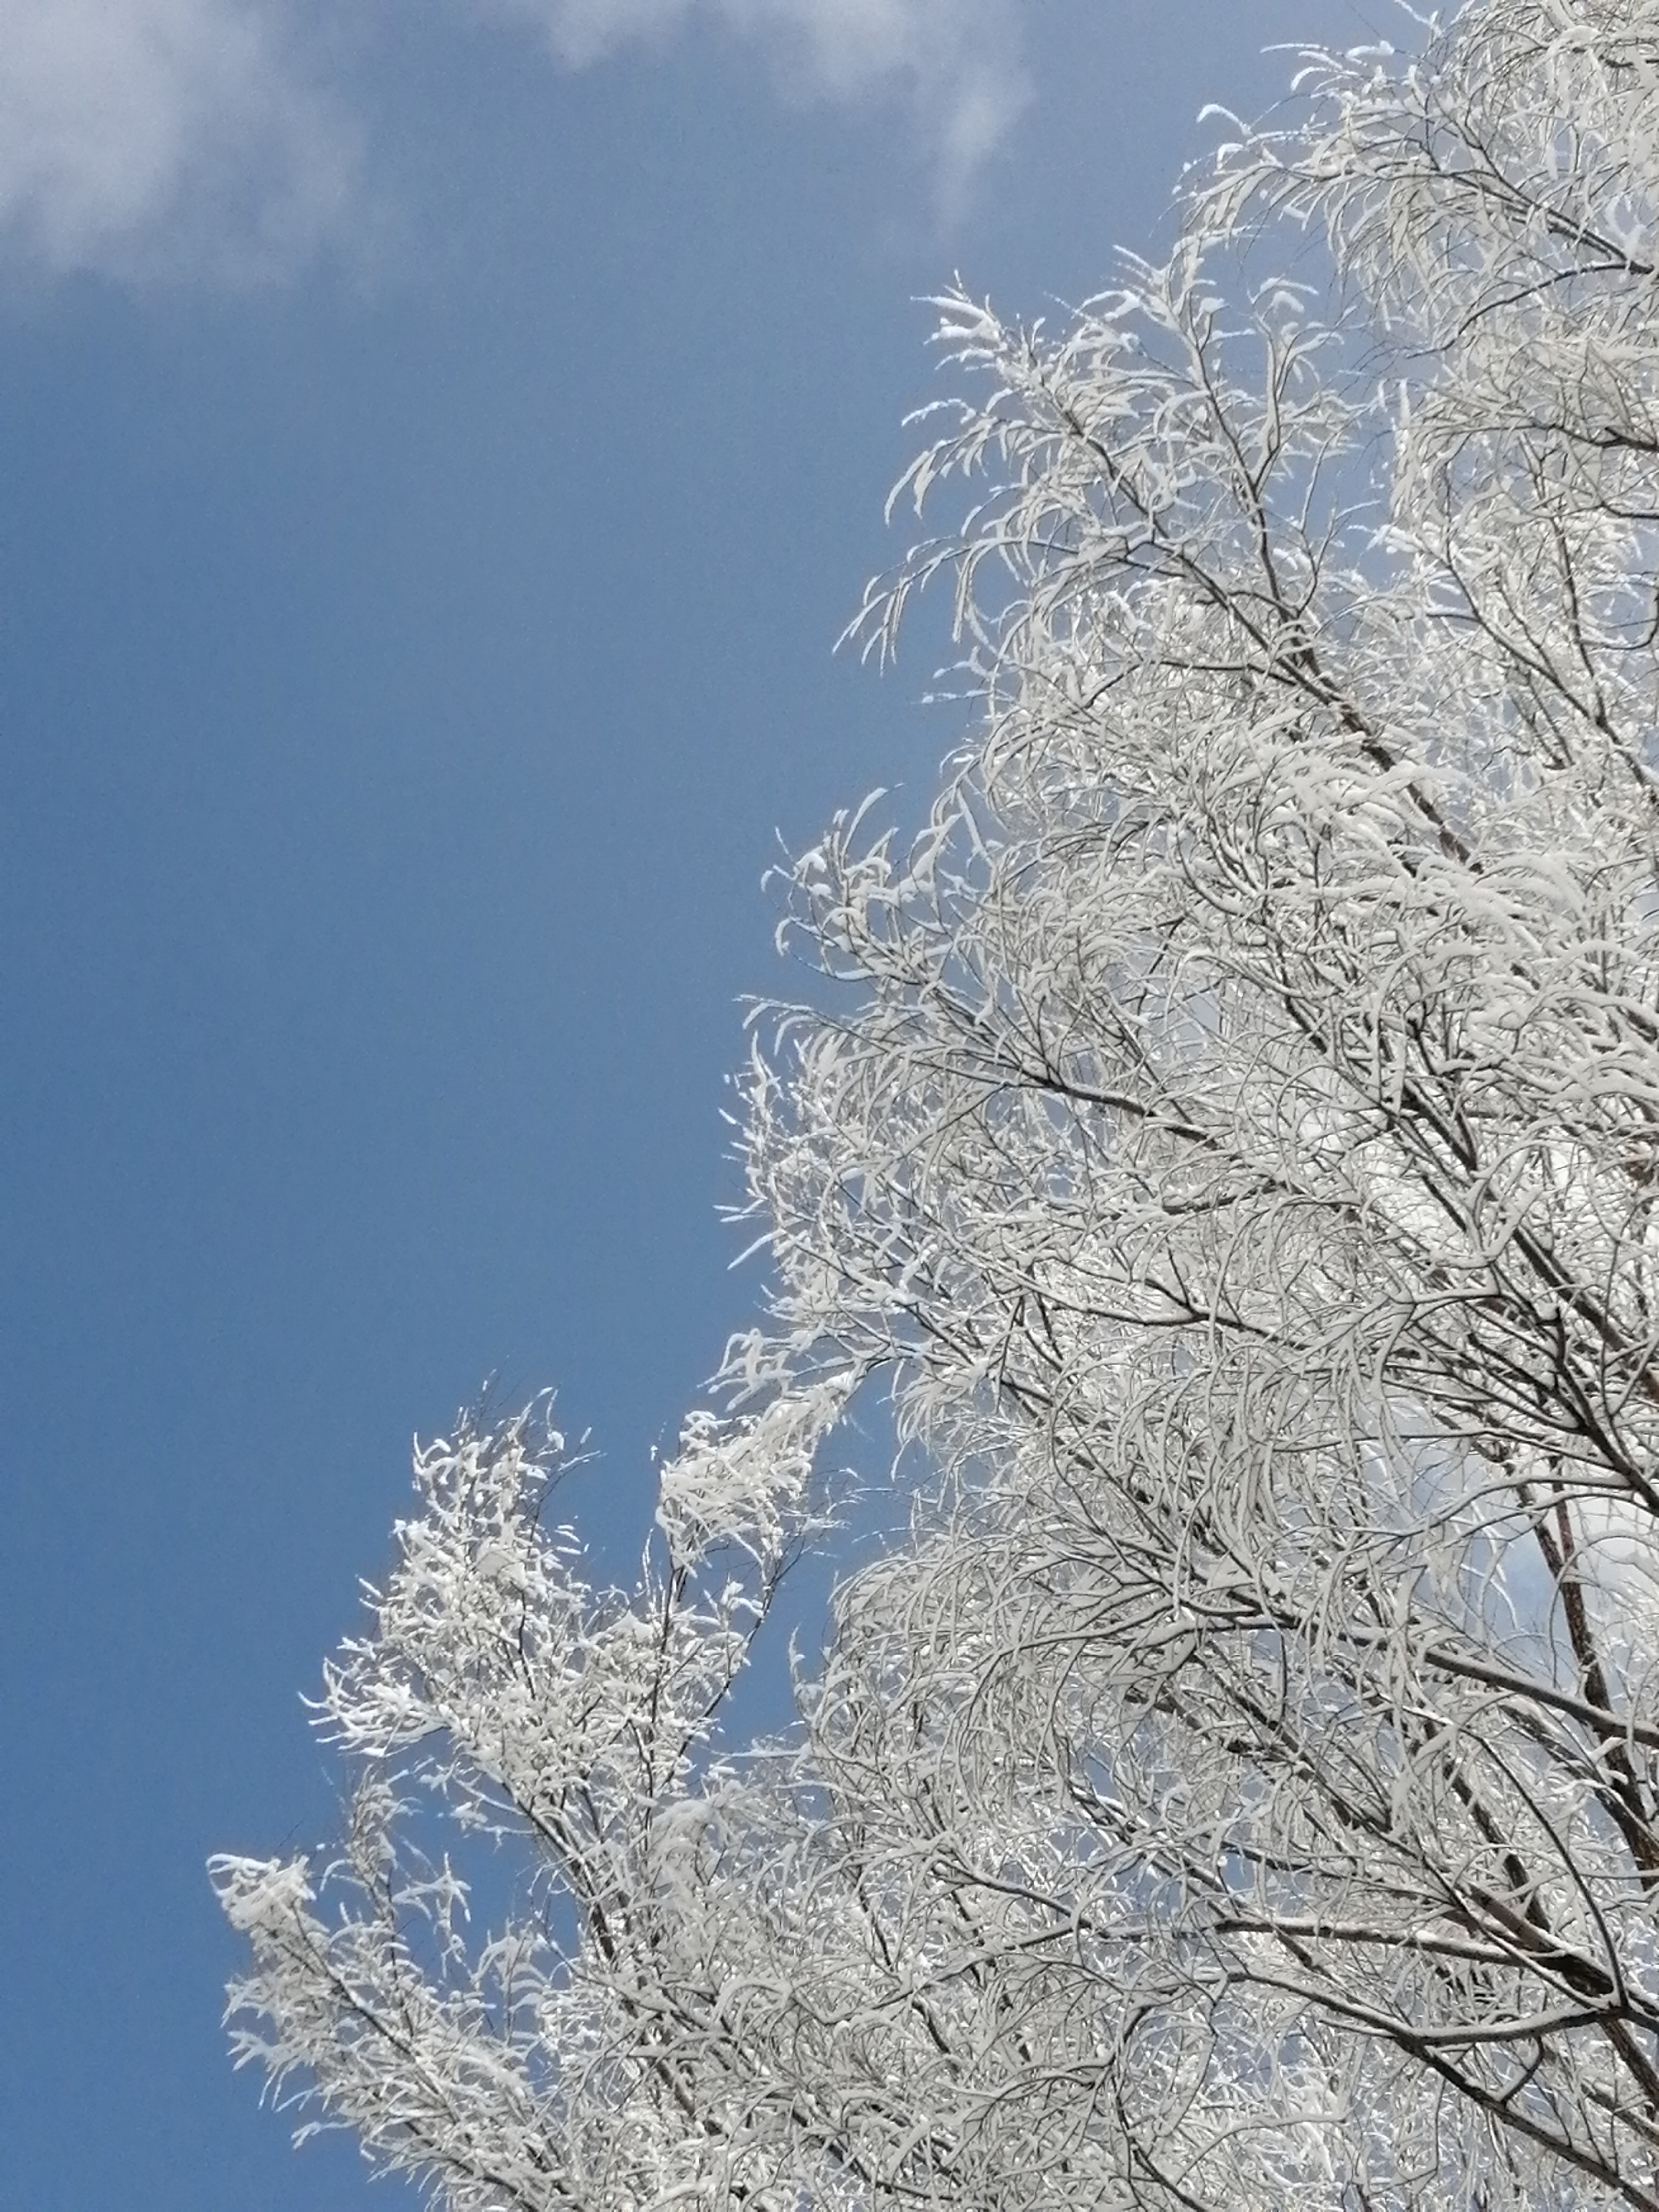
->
[221,6,1659,2207]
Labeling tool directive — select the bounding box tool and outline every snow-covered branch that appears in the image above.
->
[223,7,1659,2206]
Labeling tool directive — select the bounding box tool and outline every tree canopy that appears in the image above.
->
[216,5,1659,2204]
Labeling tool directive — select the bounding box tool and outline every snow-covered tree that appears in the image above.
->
[217,4,1659,2204]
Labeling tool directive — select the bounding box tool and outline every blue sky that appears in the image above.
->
[0,5,1376,2207]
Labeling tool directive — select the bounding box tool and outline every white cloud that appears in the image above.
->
[505,0,697,70]
[492,0,1029,205]
[0,0,356,279]
[0,0,1022,283]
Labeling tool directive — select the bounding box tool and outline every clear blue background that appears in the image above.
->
[0,8,1373,2206]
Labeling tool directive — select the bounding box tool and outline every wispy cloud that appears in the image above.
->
[0,0,1025,283]
[504,0,1029,207]
[0,0,356,279]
